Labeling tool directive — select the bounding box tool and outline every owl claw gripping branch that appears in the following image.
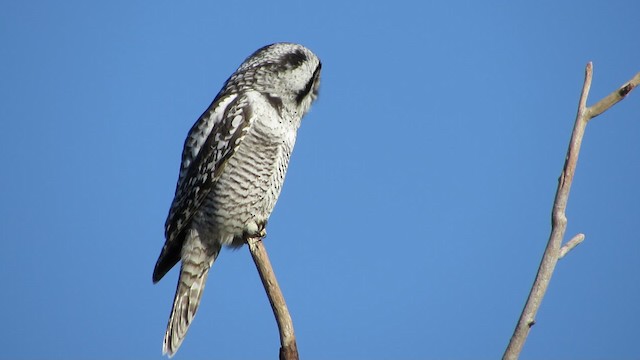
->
[153,43,321,357]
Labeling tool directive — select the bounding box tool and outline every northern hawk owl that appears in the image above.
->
[152,42,321,356]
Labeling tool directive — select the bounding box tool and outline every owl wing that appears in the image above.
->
[153,91,256,283]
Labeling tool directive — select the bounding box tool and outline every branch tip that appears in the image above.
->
[587,70,640,119]
[559,233,585,259]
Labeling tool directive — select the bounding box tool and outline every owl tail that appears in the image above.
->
[163,234,221,357]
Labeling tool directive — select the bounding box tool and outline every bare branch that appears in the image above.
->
[588,71,640,120]
[246,237,298,360]
[503,63,638,360]
[559,233,585,259]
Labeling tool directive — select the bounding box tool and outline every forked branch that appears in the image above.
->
[502,63,640,360]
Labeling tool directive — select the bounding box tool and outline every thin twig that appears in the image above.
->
[246,236,299,360]
[502,63,639,360]
[559,233,585,259]
[588,71,640,120]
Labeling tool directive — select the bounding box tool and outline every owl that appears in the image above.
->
[153,43,321,356]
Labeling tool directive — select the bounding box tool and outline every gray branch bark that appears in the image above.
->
[503,63,640,360]
[246,236,299,360]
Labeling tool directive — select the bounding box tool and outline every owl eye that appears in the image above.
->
[280,49,308,69]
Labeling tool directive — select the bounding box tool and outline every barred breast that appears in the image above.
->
[194,93,298,248]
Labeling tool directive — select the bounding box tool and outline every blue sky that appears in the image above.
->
[2,1,639,359]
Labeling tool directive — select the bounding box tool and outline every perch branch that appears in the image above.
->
[503,63,639,360]
[246,236,299,360]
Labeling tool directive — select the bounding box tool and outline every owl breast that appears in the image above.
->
[194,93,298,247]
